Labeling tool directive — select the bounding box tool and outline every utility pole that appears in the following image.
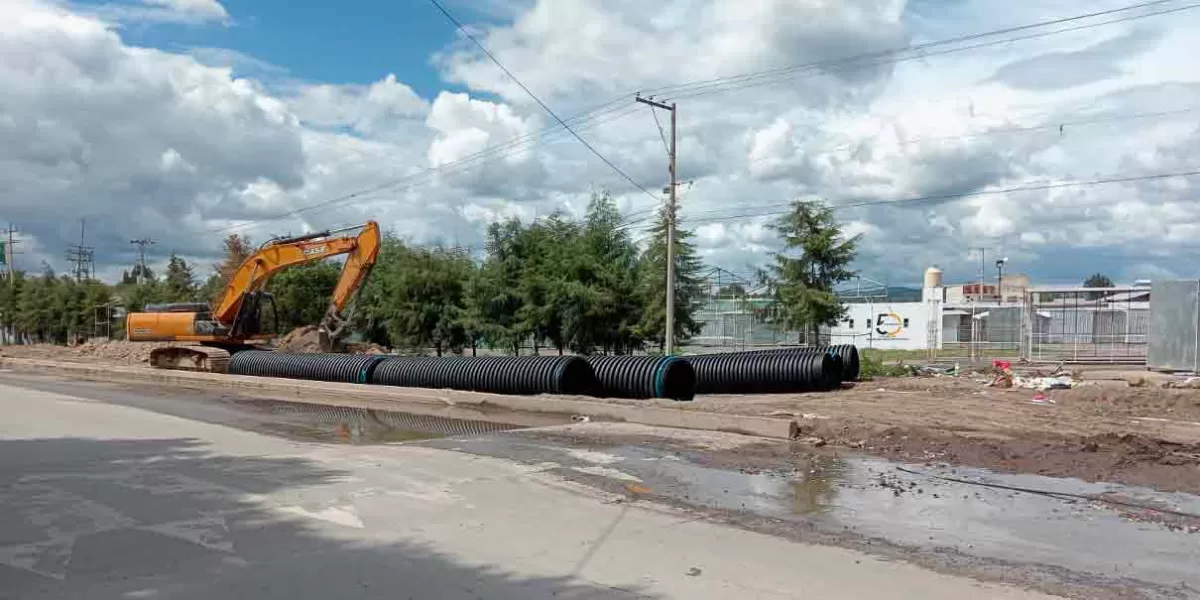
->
[2,224,24,346]
[2,224,20,284]
[636,95,678,354]
[129,238,156,285]
[66,219,95,283]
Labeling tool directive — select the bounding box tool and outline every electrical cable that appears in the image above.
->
[745,105,1200,168]
[427,0,661,203]
[211,0,1199,235]
[211,103,645,234]
[621,168,1200,231]
[648,105,671,158]
[645,0,1193,100]
[661,4,1200,102]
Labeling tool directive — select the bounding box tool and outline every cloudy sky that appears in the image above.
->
[3,0,1200,288]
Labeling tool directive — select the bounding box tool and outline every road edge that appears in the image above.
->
[0,357,799,440]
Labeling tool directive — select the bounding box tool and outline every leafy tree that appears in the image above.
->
[121,264,156,286]
[266,262,340,330]
[0,271,24,343]
[16,265,56,342]
[358,238,475,355]
[117,279,167,313]
[635,205,706,352]
[210,233,254,303]
[763,199,860,343]
[515,215,583,354]
[1084,272,1115,300]
[464,220,529,354]
[164,254,197,302]
[573,191,643,354]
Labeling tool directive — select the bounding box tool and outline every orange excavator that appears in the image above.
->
[126,221,382,372]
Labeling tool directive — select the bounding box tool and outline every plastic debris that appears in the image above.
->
[1013,375,1076,390]
[1030,391,1055,405]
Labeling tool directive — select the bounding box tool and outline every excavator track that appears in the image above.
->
[149,346,232,373]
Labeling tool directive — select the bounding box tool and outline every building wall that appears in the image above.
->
[826,301,934,350]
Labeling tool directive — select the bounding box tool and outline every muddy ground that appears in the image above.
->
[4,343,1199,494]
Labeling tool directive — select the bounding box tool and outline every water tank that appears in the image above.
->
[923,267,943,289]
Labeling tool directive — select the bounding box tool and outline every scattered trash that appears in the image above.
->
[992,359,1012,371]
[1013,375,1076,390]
[1030,391,1055,405]
[909,363,959,377]
[625,483,652,495]
[1165,376,1200,389]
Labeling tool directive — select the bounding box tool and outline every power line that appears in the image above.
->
[742,104,1200,167]
[662,4,1200,102]
[210,0,1197,236]
[623,168,1200,230]
[427,0,661,203]
[212,102,645,235]
[645,0,1194,101]
[647,105,671,158]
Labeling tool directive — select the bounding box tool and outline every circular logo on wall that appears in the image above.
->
[875,312,903,338]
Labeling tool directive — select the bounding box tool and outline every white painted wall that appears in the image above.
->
[827,301,935,350]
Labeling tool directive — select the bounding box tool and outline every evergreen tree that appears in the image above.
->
[764,199,860,343]
[636,205,706,352]
[164,253,196,302]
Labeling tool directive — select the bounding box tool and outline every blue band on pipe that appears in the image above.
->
[360,355,387,384]
[653,356,672,398]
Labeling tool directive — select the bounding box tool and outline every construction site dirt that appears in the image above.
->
[3,343,1199,495]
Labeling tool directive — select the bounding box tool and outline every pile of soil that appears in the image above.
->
[275,326,323,354]
[274,326,388,355]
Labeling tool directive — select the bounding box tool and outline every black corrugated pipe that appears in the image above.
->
[228,351,388,384]
[584,355,696,401]
[746,344,861,381]
[369,355,596,396]
[687,350,843,394]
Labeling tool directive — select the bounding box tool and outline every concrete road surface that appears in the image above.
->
[0,378,1049,599]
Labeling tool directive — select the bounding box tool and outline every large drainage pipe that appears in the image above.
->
[584,355,696,401]
[228,351,388,384]
[370,355,596,396]
[747,344,861,381]
[686,350,843,395]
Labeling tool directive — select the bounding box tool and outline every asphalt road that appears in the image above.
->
[0,373,1051,599]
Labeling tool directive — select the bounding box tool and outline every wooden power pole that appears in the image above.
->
[635,96,678,354]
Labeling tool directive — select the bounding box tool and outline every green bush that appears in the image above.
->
[858,353,912,379]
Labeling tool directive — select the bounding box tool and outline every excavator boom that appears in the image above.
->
[128,220,382,371]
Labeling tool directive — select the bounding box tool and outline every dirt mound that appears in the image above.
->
[0,340,162,365]
[345,341,387,355]
[274,326,388,355]
[275,326,323,354]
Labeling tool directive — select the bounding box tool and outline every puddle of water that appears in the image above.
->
[436,435,1200,590]
[232,399,523,444]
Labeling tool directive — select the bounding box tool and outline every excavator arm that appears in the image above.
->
[318,220,381,349]
[211,221,382,347]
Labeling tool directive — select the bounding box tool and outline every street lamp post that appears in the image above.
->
[995,258,1008,304]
